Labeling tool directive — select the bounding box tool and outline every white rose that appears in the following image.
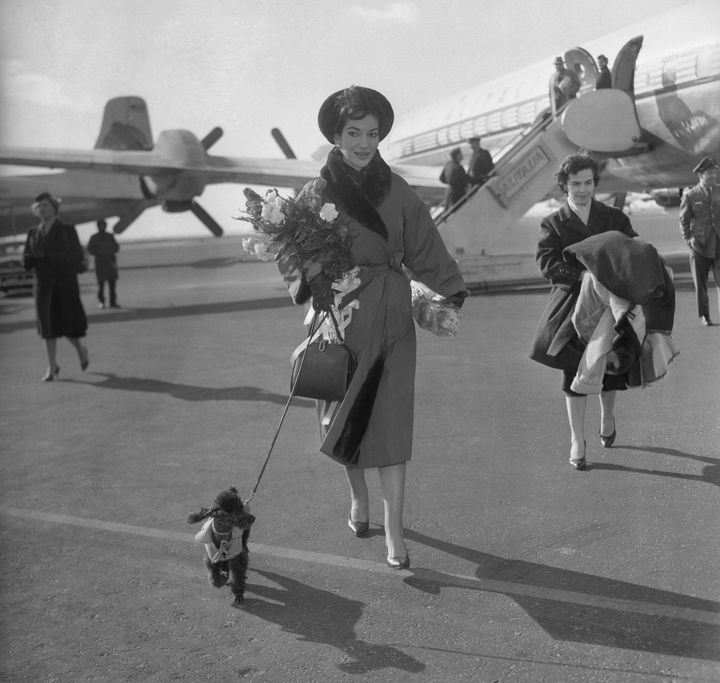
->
[319,203,339,222]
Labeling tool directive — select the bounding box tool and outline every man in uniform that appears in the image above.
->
[679,156,720,326]
[439,147,471,213]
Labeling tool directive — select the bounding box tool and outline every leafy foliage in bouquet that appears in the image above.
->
[237,182,353,281]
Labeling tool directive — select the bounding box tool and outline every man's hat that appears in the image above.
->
[318,86,394,143]
[692,156,719,174]
[467,136,480,142]
[554,57,564,65]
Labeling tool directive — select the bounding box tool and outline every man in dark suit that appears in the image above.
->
[467,136,494,186]
[595,54,612,89]
[439,147,471,212]
[679,156,720,326]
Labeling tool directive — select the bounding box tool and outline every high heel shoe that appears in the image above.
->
[42,365,60,382]
[600,419,616,448]
[347,519,369,537]
[386,553,410,570]
[569,440,587,470]
[79,345,89,371]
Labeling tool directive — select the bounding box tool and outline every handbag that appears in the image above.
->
[290,311,356,402]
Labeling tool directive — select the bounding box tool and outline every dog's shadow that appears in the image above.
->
[242,569,425,674]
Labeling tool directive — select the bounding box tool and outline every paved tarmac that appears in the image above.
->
[1,225,719,682]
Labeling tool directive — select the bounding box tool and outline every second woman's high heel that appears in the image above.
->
[42,365,60,382]
[569,440,587,470]
[600,419,616,448]
[347,519,369,537]
[386,553,410,570]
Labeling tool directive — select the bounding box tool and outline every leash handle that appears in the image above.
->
[245,310,325,503]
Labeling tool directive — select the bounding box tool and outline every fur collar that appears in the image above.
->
[320,147,391,240]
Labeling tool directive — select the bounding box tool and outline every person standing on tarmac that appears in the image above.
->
[595,54,612,89]
[87,219,121,309]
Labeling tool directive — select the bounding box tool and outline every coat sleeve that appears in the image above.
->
[399,179,466,297]
[678,190,693,243]
[536,216,584,286]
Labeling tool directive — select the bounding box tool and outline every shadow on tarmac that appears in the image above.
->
[591,445,720,488]
[243,569,426,675]
[73,372,315,407]
[0,297,293,333]
[399,529,720,661]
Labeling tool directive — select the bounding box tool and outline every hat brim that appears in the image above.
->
[318,87,394,144]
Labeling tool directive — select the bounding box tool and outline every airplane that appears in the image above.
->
[1,0,717,247]
[382,0,720,197]
[0,97,444,238]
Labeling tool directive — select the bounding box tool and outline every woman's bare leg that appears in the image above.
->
[43,338,58,378]
[565,394,588,462]
[344,466,369,523]
[599,390,617,436]
[67,337,88,370]
[378,463,407,558]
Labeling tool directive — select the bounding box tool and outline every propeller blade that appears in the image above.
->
[190,199,224,237]
[113,200,154,233]
[201,127,223,151]
[271,128,297,159]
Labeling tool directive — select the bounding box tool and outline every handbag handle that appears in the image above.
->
[246,306,342,504]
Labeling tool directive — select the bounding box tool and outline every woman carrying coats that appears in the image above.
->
[529,152,637,470]
[282,86,467,569]
[23,192,89,381]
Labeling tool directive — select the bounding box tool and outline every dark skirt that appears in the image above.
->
[561,369,628,397]
[35,269,87,339]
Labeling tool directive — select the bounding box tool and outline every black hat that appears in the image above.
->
[468,136,480,142]
[597,54,608,63]
[318,86,394,143]
[692,156,718,174]
[554,56,564,65]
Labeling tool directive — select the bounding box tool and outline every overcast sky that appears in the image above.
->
[0,0,692,239]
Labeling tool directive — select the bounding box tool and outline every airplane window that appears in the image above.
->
[502,106,519,129]
[487,111,502,132]
[695,45,717,79]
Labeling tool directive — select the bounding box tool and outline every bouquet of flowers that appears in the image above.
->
[410,281,460,337]
[237,182,353,282]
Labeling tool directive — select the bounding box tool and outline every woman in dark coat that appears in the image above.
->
[23,192,89,381]
[529,152,637,469]
[282,87,467,569]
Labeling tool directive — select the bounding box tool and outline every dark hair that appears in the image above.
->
[32,191,60,213]
[318,86,394,143]
[97,220,107,228]
[450,147,462,159]
[554,150,600,193]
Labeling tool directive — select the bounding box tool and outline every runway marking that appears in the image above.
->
[3,506,720,627]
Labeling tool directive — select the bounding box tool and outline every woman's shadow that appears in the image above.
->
[82,372,314,407]
[400,528,720,661]
[589,444,720,487]
[242,569,425,675]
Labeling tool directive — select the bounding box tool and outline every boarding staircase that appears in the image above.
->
[435,88,646,289]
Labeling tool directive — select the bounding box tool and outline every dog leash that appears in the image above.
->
[244,309,341,504]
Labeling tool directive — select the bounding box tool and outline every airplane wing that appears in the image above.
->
[0,146,445,200]
[0,146,323,188]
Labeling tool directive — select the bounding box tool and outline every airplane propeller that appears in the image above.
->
[271,128,297,159]
[113,127,227,236]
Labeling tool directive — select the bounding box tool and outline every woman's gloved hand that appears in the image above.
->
[308,272,335,312]
[445,290,470,308]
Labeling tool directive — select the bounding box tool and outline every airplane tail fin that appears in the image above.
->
[94,96,153,150]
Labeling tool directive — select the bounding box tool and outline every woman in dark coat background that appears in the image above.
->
[23,192,89,381]
[529,152,637,469]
